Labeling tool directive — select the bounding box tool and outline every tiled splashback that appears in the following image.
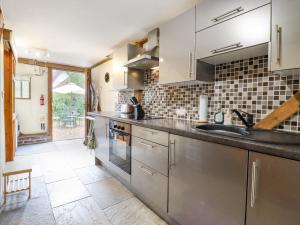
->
[117,55,300,132]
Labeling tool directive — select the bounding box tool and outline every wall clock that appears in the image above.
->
[105,72,110,83]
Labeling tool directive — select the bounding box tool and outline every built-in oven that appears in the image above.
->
[109,120,131,174]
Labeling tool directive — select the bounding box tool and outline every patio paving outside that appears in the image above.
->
[53,121,85,141]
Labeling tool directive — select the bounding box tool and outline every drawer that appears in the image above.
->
[131,159,168,212]
[132,125,168,146]
[132,137,168,176]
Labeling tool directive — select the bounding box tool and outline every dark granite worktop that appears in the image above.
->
[88,111,300,162]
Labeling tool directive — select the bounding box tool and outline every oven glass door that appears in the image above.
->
[109,128,131,174]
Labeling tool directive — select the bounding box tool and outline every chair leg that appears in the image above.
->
[28,172,31,199]
[4,175,7,205]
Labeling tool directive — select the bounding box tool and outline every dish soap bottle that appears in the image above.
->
[224,109,233,125]
[214,106,224,124]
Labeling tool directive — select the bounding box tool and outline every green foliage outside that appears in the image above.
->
[52,72,85,119]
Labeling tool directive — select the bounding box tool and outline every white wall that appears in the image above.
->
[15,63,48,134]
[91,60,118,112]
[0,37,5,204]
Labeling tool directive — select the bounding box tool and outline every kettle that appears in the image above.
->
[129,97,145,120]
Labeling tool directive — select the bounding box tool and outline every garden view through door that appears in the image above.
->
[52,70,85,141]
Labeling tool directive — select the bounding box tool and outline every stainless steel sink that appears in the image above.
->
[194,124,249,136]
[194,124,300,145]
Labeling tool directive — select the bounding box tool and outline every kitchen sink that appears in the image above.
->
[194,124,249,136]
[194,124,300,145]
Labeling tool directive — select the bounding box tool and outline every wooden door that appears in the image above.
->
[4,43,16,161]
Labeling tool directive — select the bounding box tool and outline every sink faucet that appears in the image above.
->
[232,110,254,128]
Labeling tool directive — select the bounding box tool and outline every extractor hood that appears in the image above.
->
[124,28,159,70]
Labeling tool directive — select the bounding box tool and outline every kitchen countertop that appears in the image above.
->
[88,111,300,162]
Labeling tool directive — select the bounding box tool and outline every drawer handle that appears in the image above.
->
[211,6,244,22]
[143,129,157,135]
[250,160,259,208]
[138,141,154,149]
[276,25,282,65]
[211,42,243,54]
[139,166,154,176]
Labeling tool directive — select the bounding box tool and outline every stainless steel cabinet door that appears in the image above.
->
[271,0,300,71]
[196,0,270,31]
[196,5,270,60]
[159,7,195,84]
[246,152,300,225]
[168,134,248,225]
[94,117,109,162]
[112,45,127,90]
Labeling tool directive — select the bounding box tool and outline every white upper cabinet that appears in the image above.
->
[270,0,300,72]
[159,7,196,84]
[196,5,270,61]
[196,0,270,31]
[112,44,144,90]
[112,45,128,90]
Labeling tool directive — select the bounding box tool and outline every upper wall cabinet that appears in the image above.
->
[196,0,270,31]
[112,44,144,90]
[270,0,300,72]
[196,5,270,62]
[159,7,197,84]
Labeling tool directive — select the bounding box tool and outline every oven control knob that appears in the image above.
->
[117,126,121,129]
[114,125,117,128]
[120,127,125,130]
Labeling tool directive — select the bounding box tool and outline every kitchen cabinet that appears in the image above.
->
[131,126,169,212]
[132,125,168,146]
[132,136,168,176]
[131,159,168,212]
[270,0,300,72]
[168,134,248,225]
[196,4,270,62]
[159,7,197,84]
[94,117,109,163]
[112,44,144,90]
[196,0,270,31]
[246,152,300,225]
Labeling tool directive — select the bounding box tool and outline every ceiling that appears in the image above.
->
[2,0,199,67]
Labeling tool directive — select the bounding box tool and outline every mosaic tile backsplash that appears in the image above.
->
[117,55,300,132]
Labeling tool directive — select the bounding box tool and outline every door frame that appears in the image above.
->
[17,58,88,141]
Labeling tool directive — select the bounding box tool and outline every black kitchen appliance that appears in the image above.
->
[129,96,145,120]
[109,120,131,174]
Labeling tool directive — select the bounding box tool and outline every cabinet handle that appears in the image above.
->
[139,165,154,176]
[211,6,244,22]
[143,129,157,135]
[250,160,258,208]
[276,25,282,65]
[211,42,243,54]
[138,141,154,149]
[188,52,193,78]
[123,71,126,86]
[169,140,176,171]
[105,123,108,139]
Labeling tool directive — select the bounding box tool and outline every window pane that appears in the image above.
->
[15,80,21,98]
[22,81,30,98]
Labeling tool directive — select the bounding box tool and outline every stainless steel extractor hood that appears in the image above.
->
[124,28,159,70]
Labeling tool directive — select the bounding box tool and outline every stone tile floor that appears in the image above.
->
[0,139,168,225]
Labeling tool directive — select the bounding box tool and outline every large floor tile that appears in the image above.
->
[86,178,133,209]
[0,196,56,225]
[44,165,76,184]
[75,165,111,184]
[16,142,58,156]
[104,197,168,225]
[47,178,90,208]
[53,197,112,225]
[5,177,48,205]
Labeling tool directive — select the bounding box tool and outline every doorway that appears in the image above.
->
[52,70,85,141]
